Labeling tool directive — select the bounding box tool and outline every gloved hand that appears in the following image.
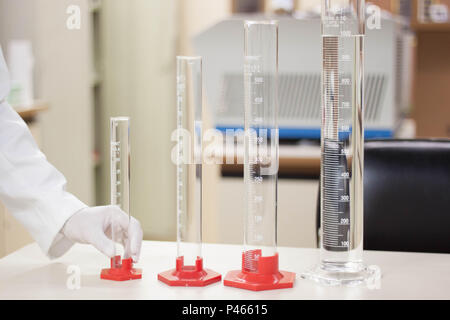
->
[62,205,143,262]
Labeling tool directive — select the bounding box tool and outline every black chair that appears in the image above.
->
[316,139,450,254]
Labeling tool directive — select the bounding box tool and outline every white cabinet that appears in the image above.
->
[207,177,319,248]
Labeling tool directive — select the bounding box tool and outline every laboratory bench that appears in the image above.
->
[0,241,448,300]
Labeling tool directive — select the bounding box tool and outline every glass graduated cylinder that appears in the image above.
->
[321,35,364,267]
[320,0,365,270]
[176,56,202,266]
[110,117,131,262]
[243,21,279,271]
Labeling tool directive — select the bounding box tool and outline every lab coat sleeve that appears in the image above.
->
[0,99,87,259]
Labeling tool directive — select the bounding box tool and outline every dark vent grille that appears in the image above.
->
[218,73,387,123]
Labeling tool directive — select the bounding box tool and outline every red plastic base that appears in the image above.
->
[224,250,295,291]
[100,256,142,281]
[158,256,222,287]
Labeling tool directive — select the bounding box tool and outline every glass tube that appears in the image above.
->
[243,21,279,270]
[110,117,131,267]
[176,56,202,266]
[303,0,377,286]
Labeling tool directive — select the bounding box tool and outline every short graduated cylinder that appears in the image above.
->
[158,56,221,287]
[111,117,130,263]
[224,21,295,291]
[302,0,379,286]
[101,117,142,281]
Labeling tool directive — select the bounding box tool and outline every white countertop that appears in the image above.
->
[0,241,449,300]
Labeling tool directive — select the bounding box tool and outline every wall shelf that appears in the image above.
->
[15,100,49,122]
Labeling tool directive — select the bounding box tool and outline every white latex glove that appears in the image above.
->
[62,205,143,262]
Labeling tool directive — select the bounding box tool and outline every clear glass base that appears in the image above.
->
[301,261,381,287]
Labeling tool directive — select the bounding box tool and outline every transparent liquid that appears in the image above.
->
[320,35,364,267]
[301,1,378,286]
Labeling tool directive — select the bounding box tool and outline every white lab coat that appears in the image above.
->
[0,48,87,258]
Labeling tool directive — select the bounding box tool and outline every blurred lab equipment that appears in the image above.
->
[194,13,414,140]
[363,139,450,253]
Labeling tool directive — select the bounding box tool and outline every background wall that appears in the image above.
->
[178,0,231,55]
[99,0,178,241]
[0,0,95,205]
[34,0,95,206]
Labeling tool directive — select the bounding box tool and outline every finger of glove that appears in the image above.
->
[108,206,142,262]
[124,217,143,263]
[90,231,116,258]
[107,206,131,233]
[107,206,132,247]
[107,206,133,259]
[108,221,128,249]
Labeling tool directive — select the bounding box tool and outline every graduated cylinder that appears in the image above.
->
[320,0,365,266]
[176,56,202,266]
[300,0,379,286]
[243,21,279,265]
[224,21,295,291]
[158,56,221,287]
[101,117,141,281]
[110,117,131,264]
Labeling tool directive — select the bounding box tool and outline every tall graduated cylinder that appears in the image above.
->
[320,0,365,269]
[243,21,279,268]
[110,117,131,266]
[176,56,202,266]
